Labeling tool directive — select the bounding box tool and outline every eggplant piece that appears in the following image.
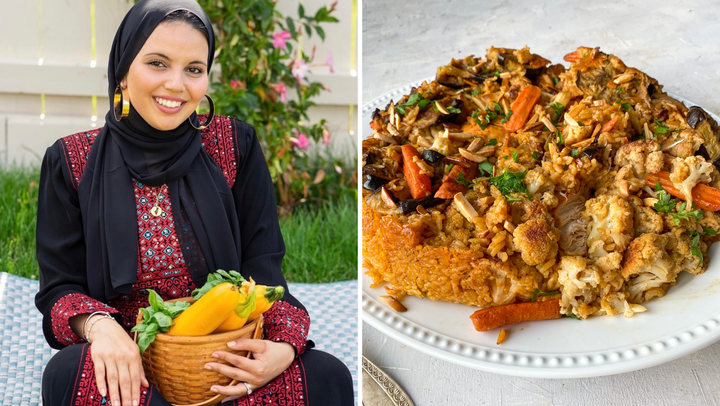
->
[371,108,382,121]
[413,98,464,129]
[363,174,388,192]
[582,146,601,160]
[525,67,543,81]
[422,149,445,164]
[687,106,713,129]
[436,65,488,89]
[400,195,442,215]
[647,83,656,98]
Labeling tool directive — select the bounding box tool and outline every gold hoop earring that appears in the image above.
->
[113,85,130,121]
[189,94,215,130]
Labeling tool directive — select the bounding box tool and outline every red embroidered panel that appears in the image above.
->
[50,293,119,346]
[234,360,307,406]
[262,301,310,357]
[198,114,238,188]
[60,129,100,190]
[70,344,152,406]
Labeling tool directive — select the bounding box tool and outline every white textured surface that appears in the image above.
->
[362,0,720,403]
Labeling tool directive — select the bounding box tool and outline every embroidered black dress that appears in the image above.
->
[35,116,353,406]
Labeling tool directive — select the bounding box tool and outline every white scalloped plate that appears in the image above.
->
[361,79,720,378]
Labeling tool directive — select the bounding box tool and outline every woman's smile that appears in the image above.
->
[122,21,208,130]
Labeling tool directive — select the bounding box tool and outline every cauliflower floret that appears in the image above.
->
[601,291,647,318]
[670,233,707,276]
[512,219,559,267]
[615,165,646,197]
[663,129,704,158]
[429,127,453,156]
[557,256,601,319]
[523,168,553,197]
[669,155,714,205]
[583,195,634,257]
[555,193,588,255]
[614,139,664,177]
[621,233,677,303]
[485,186,508,230]
[627,196,664,236]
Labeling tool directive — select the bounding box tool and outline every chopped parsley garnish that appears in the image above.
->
[570,148,580,158]
[490,169,529,198]
[531,288,559,302]
[478,161,494,177]
[471,110,479,119]
[689,231,703,264]
[505,196,523,202]
[447,106,462,114]
[494,70,500,78]
[552,77,559,85]
[472,88,481,96]
[475,118,487,130]
[655,181,663,192]
[565,314,581,320]
[672,201,703,226]
[617,88,623,94]
[653,119,681,136]
[616,101,631,111]
[446,163,454,172]
[549,102,565,118]
[703,227,718,236]
[556,130,564,145]
[456,171,476,187]
[531,151,539,160]
[487,138,498,146]
[511,151,519,163]
[396,92,433,115]
[501,110,513,123]
[577,121,585,126]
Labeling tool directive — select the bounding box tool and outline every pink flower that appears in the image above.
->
[292,132,310,150]
[330,1,338,11]
[322,128,331,145]
[325,51,334,73]
[291,59,309,82]
[230,80,241,90]
[272,30,292,49]
[272,83,287,103]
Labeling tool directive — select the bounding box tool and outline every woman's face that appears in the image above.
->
[121,21,209,131]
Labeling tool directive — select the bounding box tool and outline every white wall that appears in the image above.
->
[0,0,357,167]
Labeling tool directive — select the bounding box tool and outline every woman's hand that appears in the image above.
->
[88,317,149,406]
[205,339,296,402]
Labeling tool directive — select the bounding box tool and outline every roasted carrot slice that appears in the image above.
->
[401,144,432,200]
[645,171,720,211]
[470,299,562,332]
[600,115,619,133]
[434,160,478,199]
[504,85,542,133]
[370,121,382,131]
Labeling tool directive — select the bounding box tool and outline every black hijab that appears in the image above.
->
[79,0,241,301]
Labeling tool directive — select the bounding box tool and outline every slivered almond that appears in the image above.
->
[570,138,594,148]
[388,102,396,125]
[613,72,635,84]
[387,123,400,136]
[503,220,516,233]
[416,205,428,215]
[417,136,432,148]
[448,132,474,141]
[381,187,397,208]
[499,72,512,80]
[643,197,658,207]
[468,138,484,153]
[592,123,602,138]
[435,101,450,115]
[373,131,396,144]
[454,192,479,221]
[459,148,486,163]
[501,98,509,116]
[412,155,434,175]
[593,100,606,107]
[564,113,579,127]
[644,122,651,140]
[540,116,557,133]
[477,145,497,156]
[471,96,486,109]
[379,295,407,312]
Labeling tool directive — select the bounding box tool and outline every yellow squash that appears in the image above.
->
[244,281,285,320]
[213,284,257,333]
[167,282,240,336]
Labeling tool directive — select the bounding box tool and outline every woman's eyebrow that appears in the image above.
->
[144,52,207,66]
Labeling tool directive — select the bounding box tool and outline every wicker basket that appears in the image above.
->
[134,298,263,406]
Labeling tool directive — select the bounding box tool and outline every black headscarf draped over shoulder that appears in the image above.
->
[76,0,239,302]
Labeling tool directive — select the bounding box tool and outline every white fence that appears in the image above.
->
[0,0,357,167]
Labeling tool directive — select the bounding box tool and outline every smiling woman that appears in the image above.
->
[33,1,353,406]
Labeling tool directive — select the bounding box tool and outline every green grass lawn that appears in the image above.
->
[0,167,357,283]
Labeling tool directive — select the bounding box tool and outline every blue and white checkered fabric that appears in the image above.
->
[0,272,357,406]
